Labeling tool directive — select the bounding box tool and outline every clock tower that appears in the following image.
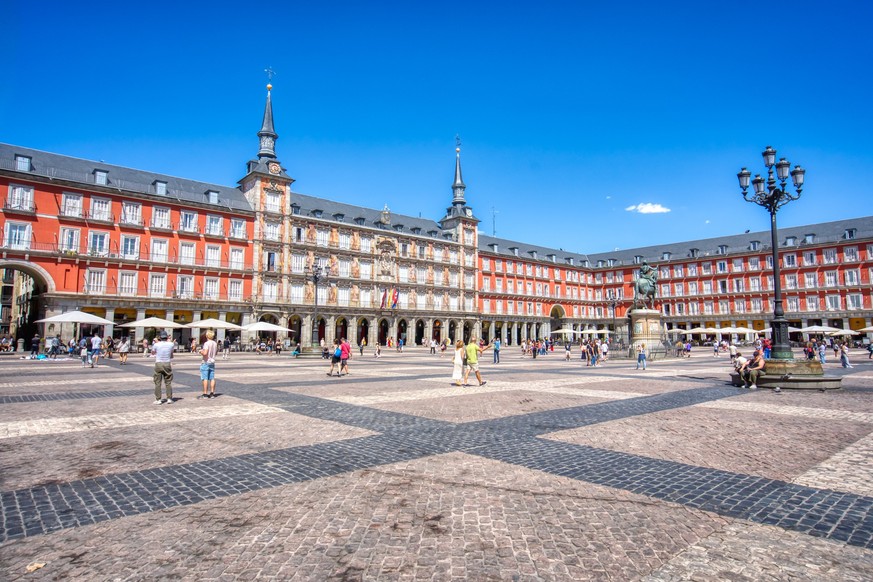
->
[239,82,295,327]
[439,142,479,233]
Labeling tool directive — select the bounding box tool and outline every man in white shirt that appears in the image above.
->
[151,330,175,404]
[89,332,103,368]
[198,330,219,399]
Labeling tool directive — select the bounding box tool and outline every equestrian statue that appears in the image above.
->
[633,261,657,310]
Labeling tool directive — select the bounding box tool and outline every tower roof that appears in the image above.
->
[257,84,278,159]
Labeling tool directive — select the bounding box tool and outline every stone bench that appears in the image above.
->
[729,359,841,391]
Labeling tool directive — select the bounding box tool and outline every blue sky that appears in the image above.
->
[4,1,872,254]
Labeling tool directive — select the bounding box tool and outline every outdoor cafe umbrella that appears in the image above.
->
[35,310,114,325]
[828,329,859,336]
[759,326,802,334]
[118,316,184,329]
[242,321,295,333]
[184,318,242,330]
[857,326,873,333]
[800,325,844,334]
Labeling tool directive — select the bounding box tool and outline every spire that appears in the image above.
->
[257,83,278,159]
[451,137,466,206]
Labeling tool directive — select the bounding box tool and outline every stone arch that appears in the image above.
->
[0,260,56,294]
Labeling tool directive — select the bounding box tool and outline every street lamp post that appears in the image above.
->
[309,262,327,346]
[737,146,805,361]
[607,291,620,348]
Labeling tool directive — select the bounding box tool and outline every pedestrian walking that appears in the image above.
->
[451,339,465,386]
[339,337,351,376]
[462,336,492,387]
[222,336,231,360]
[49,334,61,359]
[198,330,218,399]
[493,338,501,363]
[636,343,648,370]
[89,331,103,368]
[151,330,175,404]
[840,343,854,368]
[30,334,41,359]
[359,336,366,357]
[118,336,130,365]
[327,339,342,376]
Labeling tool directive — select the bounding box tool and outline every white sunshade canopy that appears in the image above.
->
[243,321,295,333]
[119,316,184,329]
[35,310,114,325]
[800,325,844,333]
[184,318,242,330]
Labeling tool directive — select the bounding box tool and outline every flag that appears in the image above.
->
[391,288,399,309]
[380,289,387,309]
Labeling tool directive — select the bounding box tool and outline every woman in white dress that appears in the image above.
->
[452,339,465,386]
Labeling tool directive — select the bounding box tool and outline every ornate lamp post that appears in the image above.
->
[607,291,620,347]
[309,262,328,345]
[737,146,805,361]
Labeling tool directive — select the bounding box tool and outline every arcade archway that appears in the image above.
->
[414,319,425,345]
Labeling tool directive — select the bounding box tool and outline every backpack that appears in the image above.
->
[334,346,342,358]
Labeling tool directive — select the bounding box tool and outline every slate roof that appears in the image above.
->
[0,143,253,213]
[290,191,455,239]
[480,216,873,268]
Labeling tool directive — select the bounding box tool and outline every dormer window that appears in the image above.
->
[312,209,323,218]
[690,248,699,258]
[565,257,574,266]
[510,247,519,257]
[597,260,605,268]
[784,236,796,246]
[662,252,671,261]
[607,259,615,267]
[354,216,365,225]
[547,253,556,263]
[633,255,643,264]
[581,259,589,268]
[804,234,815,244]
[490,243,499,253]
[717,244,728,255]
[154,181,168,196]
[411,227,421,235]
[291,204,301,215]
[529,250,537,260]
[333,213,344,222]
[428,229,438,237]
[393,224,404,232]
[845,228,857,240]
[205,190,219,204]
[94,170,108,185]
[14,155,31,172]
[750,241,760,251]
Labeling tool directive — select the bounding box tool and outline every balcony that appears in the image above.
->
[85,211,115,224]
[149,220,175,231]
[3,199,36,214]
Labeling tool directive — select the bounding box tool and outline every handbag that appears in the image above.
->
[80,347,88,357]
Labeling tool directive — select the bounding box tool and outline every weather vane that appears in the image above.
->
[455,134,462,148]
[264,67,276,82]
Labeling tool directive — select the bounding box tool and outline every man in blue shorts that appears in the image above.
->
[198,330,218,399]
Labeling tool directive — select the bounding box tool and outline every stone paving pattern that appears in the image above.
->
[1,346,872,580]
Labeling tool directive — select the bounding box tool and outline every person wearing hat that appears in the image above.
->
[150,330,175,404]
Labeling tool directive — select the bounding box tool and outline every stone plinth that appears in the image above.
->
[630,309,661,351]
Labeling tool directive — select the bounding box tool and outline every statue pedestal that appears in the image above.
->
[629,309,662,351]
[729,358,842,391]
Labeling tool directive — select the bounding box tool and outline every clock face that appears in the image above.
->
[465,208,473,217]
[268,162,281,175]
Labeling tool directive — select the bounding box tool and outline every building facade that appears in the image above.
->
[2,86,872,348]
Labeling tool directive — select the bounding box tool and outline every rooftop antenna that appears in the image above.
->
[491,207,499,236]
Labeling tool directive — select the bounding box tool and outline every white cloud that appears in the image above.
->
[605,195,611,200]
[625,202,671,214]
[705,220,710,224]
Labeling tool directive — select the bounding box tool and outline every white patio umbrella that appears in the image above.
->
[857,326,873,333]
[733,326,759,334]
[243,321,294,333]
[35,310,114,325]
[119,316,184,329]
[828,329,859,336]
[800,325,843,334]
[715,327,738,334]
[185,318,242,330]
[684,326,708,335]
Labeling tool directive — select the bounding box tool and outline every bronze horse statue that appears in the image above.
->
[633,276,657,310]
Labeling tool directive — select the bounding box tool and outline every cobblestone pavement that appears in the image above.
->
[1,347,872,580]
